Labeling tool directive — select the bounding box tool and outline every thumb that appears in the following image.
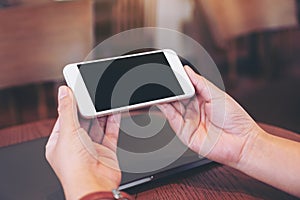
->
[57,86,80,134]
[184,65,224,102]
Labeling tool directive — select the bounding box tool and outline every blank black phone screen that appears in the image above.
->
[78,52,184,112]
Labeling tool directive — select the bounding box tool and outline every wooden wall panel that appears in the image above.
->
[0,0,94,89]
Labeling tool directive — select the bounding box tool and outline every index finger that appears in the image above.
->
[102,114,121,153]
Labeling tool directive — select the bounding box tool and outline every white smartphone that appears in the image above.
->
[63,49,195,118]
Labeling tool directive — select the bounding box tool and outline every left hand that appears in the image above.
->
[45,86,121,200]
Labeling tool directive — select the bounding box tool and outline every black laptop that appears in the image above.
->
[0,113,210,200]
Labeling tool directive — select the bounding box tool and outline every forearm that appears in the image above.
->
[237,129,300,197]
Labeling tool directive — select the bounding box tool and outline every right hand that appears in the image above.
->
[157,66,264,168]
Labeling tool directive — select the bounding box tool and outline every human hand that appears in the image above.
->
[157,66,264,168]
[45,86,121,200]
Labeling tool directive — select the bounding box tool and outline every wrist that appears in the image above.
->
[235,125,267,171]
[62,175,119,200]
[80,190,134,200]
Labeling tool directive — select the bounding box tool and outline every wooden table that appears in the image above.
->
[0,119,299,200]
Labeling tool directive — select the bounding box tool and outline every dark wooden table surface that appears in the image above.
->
[0,118,299,200]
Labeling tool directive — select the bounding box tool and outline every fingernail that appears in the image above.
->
[185,66,191,72]
[58,86,68,99]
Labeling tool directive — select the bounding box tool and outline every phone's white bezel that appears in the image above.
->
[63,49,195,118]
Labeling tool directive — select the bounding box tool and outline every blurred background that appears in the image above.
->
[0,0,299,132]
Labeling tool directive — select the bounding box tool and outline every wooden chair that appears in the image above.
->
[199,0,298,82]
[0,0,94,127]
